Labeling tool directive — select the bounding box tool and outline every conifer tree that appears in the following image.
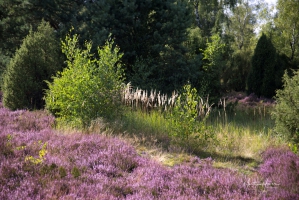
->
[247,33,282,98]
[0,0,31,74]
[74,0,193,93]
[2,21,62,110]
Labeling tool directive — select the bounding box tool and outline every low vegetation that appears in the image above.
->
[272,70,299,150]
[1,100,299,199]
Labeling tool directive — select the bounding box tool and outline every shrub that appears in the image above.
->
[259,147,299,199]
[272,70,299,147]
[44,32,124,127]
[168,84,215,149]
[2,21,62,110]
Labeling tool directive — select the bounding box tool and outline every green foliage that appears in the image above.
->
[168,84,215,148]
[0,0,31,60]
[2,21,62,110]
[128,57,158,91]
[59,167,67,178]
[228,1,256,51]
[247,33,283,98]
[71,166,81,178]
[44,32,124,127]
[224,49,251,91]
[275,0,299,62]
[200,33,225,100]
[222,0,257,92]
[0,135,14,158]
[73,0,193,93]
[189,0,229,36]
[0,51,10,87]
[272,70,299,146]
[39,163,58,176]
[289,143,298,154]
[0,0,81,61]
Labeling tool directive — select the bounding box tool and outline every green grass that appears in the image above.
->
[58,102,288,174]
[115,109,172,147]
[205,105,286,173]
[105,104,287,174]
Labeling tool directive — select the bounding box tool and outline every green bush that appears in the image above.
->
[272,70,299,146]
[168,84,215,149]
[2,21,62,110]
[44,32,124,127]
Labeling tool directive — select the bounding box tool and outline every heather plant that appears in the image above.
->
[0,108,55,133]
[258,147,299,199]
[1,102,299,199]
[44,31,124,127]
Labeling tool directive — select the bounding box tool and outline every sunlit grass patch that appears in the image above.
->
[211,123,285,157]
[112,101,288,175]
[196,104,287,173]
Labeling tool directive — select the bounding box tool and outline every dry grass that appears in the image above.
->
[122,82,178,112]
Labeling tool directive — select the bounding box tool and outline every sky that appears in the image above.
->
[264,0,277,5]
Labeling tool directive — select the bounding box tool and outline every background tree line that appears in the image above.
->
[0,0,299,110]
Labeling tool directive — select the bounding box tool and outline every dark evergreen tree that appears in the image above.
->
[0,0,31,73]
[247,33,282,98]
[2,21,62,110]
[72,0,194,93]
[0,0,81,81]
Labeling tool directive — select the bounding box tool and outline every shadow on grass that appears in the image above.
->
[198,150,257,164]
[104,109,267,173]
[191,148,260,173]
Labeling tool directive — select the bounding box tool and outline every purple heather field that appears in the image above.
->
[0,100,298,199]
